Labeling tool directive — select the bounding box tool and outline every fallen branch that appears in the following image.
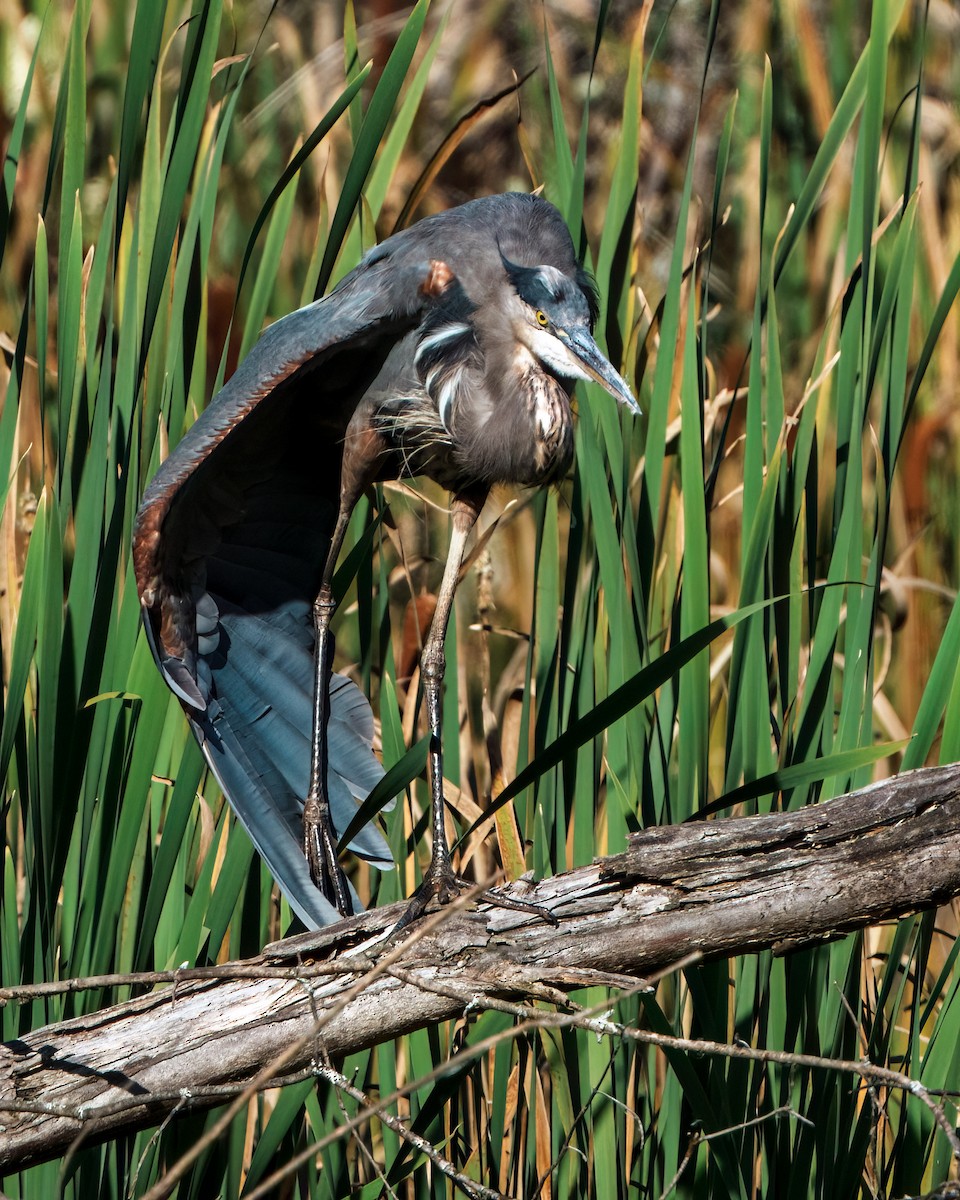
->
[3,762,960,1171]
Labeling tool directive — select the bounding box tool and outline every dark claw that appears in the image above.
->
[390,859,557,935]
[483,886,559,927]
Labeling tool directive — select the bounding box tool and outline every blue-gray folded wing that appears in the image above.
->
[133,248,443,928]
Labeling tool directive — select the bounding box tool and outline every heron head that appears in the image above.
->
[499,253,640,415]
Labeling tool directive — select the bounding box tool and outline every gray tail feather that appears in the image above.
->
[191,597,394,928]
[185,480,393,927]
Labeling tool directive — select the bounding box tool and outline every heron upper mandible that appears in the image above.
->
[134,192,639,929]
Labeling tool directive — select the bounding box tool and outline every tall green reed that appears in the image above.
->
[2,0,959,1195]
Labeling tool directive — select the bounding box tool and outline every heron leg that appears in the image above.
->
[387,490,484,928]
[304,505,355,916]
[422,492,483,887]
[392,491,557,933]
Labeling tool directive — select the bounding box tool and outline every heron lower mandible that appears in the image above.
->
[134,192,639,930]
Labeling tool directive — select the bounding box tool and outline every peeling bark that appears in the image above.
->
[2,763,960,1171]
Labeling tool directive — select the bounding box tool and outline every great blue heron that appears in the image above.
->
[134,192,639,930]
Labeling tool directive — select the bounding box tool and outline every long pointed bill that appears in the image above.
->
[560,327,641,414]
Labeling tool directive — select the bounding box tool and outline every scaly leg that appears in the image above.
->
[415,491,484,905]
[303,505,355,915]
[307,480,483,923]
[393,491,557,932]
[304,421,388,917]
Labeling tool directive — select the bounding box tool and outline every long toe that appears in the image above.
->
[304,803,354,918]
[390,864,475,934]
[391,866,556,935]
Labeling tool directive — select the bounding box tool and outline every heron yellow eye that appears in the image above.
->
[535,310,549,327]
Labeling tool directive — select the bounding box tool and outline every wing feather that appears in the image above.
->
[133,247,443,926]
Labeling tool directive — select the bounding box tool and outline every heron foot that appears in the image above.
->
[303,794,354,918]
[391,859,557,935]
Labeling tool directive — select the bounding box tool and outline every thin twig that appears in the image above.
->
[657,1131,702,1200]
[219,950,960,1200]
[657,1107,814,1200]
[531,1047,617,1199]
[373,965,960,1166]
[139,895,478,1200]
[326,1056,400,1200]
[0,961,357,1005]
[306,1064,508,1200]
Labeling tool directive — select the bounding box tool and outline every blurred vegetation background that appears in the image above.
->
[2,0,960,1196]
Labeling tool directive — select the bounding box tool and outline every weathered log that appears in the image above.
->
[2,763,960,1170]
